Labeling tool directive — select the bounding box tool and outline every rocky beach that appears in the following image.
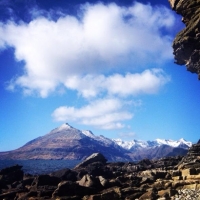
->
[0,140,200,200]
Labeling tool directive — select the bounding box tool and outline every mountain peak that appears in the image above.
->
[58,123,74,130]
[179,138,186,142]
[47,123,75,135]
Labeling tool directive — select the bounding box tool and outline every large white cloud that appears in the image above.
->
[64,69,170,98]
[0,2,175,130]
[52,98,133,129]
[0,2,175,97]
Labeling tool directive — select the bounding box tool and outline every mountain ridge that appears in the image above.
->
[0,123,192,161]
[113,137,192,150]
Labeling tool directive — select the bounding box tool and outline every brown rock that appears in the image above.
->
[0,190,23,200]
[157,188,178,198]
[169,0,200,78]
[178,141,200,169]
[52,181,95,198]
[78,174,101,188]
[138,190,158,200]
[99,176,109,187]
[50,168,77,182]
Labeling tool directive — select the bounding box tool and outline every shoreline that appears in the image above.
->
[1,152,200,199]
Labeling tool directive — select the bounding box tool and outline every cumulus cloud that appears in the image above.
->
[0,2,175,130]
[0,2,175,97]
[52,98,133,129]
[64,69,170,98]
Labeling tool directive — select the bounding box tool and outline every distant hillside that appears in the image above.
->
[0,123,191,161]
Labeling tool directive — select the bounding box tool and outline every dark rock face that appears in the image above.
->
[169,0,200,78]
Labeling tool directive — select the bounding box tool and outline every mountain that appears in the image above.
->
[0,123,192,161]
[113,138,192,150]
[113,138,191,160]
[0,123,130,161]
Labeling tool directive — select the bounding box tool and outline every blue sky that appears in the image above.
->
[1,0,200,151]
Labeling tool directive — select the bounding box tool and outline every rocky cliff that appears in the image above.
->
[178,139,200,169]
[169,0,200,78]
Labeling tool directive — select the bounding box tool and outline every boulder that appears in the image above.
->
[83,188,121,200]
[52,181,95,198]
[16,191,38,200]
[0,165,24,184]
[78,174,101,188]
[74,153,107,169]
[138,190,158,200]
[157,188,178,199]
[75,161,107,177]
[99,176,109,187]
[172,170,182,177]
[125,191,144,200]
[50,168,77,181]
[31,174,60,187]
[121,186,144,198]
[0,190,24,200]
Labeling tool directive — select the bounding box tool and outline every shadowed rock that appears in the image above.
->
[168,0,200,78]
[178,139,200,169]
[1,148,200,199]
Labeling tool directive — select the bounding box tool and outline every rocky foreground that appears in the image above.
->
[1,140,200,200]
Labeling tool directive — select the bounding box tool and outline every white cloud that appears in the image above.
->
[64,69,170,98]
[0,2,175,129]
[106,69,170,96]
[64,74,105,98]
[52,98,133,129]
[0,2,175,97]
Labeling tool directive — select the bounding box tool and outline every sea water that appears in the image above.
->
[0,160,80,175]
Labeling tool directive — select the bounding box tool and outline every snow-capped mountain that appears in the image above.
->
[113,139,150,150]
[113,138,192,150]
[0,123,193,161]
[0,123,130,161]
[82,130,119,147]
[155,138,192,148]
